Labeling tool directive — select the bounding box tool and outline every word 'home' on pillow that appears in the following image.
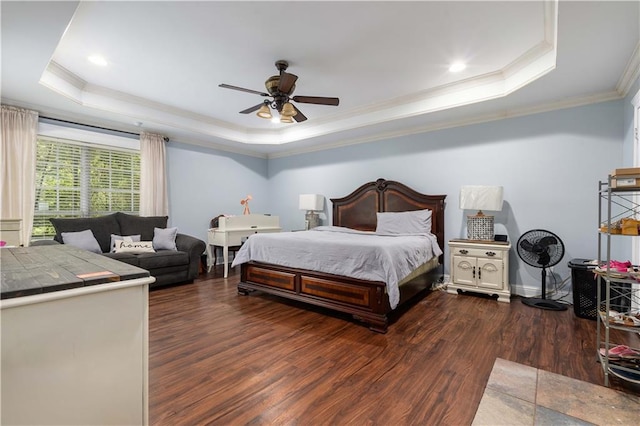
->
[114,240,155,253]
[110,234,141,252]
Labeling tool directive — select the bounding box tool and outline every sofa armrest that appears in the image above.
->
[175,233,206,279]
[30,239,61,246]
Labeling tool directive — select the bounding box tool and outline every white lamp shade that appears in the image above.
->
[299,194,324,211]
[459,185,504,212]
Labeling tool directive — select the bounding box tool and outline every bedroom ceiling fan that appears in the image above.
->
[218,60,339,123]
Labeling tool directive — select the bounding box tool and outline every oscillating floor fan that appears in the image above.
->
[517,229,567,311]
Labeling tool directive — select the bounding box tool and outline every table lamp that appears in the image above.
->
[459,185,504,241]
[299,194,324,229]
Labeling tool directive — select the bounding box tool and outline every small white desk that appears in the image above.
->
[207,214,280,278]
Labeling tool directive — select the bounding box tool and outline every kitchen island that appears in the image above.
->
[1,245,155,425]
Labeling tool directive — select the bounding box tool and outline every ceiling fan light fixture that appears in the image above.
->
[265,75,280,95]
[281,102,297,117]
[256,104,272,119]
[220,60,338,124]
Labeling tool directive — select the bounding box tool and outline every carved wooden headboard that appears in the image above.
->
[331,178,446,254]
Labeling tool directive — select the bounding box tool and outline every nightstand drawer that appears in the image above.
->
[450,247,504,259]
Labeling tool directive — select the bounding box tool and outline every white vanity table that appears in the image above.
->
[207,214,280,277]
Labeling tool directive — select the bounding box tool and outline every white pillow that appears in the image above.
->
[61,229,102,253]
[110,234,141,252]
[114,240,155,253]
[153,227,178,251]
[375,209,433,235]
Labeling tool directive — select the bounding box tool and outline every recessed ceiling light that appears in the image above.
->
[449,62,466,73]
[88,55,108,66]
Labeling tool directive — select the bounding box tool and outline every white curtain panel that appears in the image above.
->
[1,105,38,246]
[139,131,168,216]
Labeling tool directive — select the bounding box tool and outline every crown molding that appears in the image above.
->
[166,138,268,159]
[37,1,558,148]
[4,87,623,162]
[617,41,640,97]
[267,90,622,159]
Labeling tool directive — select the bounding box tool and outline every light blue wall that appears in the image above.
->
[267,100,626,295]
[164,97,634,295]
[166,142,268,244]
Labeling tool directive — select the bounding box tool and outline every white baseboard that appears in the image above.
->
[510,283,573,301]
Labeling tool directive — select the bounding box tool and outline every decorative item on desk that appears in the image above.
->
[240,195,252,215]
[299,194,324,230]
[459,185,504,241]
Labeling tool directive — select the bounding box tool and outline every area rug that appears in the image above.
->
[472,358,640,425]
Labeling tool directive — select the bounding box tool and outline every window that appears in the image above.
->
[32,136,140,239]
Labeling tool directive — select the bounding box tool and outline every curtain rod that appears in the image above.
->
[40,116,140,136]
[40,116,169,142]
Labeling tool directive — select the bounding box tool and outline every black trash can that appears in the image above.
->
[569,258,632,320]
[569,258,600,319]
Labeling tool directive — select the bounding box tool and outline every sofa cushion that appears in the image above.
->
[110,234,141,252]
[116,212,168,241]
[136,250,189,270]
[50,214,120,253]
[114,240,155,253]
[103,252,141,267]
[61,230,102,254]
[153,227,178,251]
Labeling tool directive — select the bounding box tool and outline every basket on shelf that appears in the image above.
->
[600,218,640,235]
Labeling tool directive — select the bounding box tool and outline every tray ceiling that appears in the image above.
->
[2,1,638,157]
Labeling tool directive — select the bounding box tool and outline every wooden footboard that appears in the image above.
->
[238,178,446,333]
[239,261,441,333]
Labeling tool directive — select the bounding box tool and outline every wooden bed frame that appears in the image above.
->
[238,178,446,333]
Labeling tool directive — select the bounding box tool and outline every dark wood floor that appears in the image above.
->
[149,267,640,425]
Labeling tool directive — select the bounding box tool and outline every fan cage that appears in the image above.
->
[516,229,565,268]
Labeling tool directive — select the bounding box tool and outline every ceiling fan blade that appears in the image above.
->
[292,96,339,106]
[239,103,266,114]
[292,105,307,122]
[219,84,269,97]
[278,72,298,94]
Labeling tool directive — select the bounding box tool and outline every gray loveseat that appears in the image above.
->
[36,212,206,288]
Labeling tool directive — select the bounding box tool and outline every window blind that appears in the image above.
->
[32,137,140,239]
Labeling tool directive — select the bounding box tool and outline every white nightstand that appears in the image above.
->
[447,239,511,303]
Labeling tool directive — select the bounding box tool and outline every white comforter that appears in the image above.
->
[231,226,442,309]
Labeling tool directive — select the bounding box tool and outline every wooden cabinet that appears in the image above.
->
[447,239,511,303]
[1,246,153,425]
